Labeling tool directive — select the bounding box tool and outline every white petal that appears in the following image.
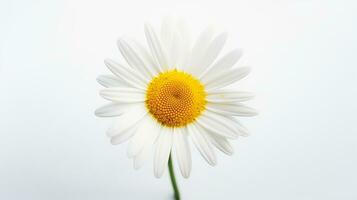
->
[110,124,138,145]
[96,75,129,88]
[176,19,191,70]
[154,127,173,178]
[207,90,255,103]
[106,104,147,137]
[100,87,145,103]
[173,128,191,178]
[207,103,258,117]
[160,18,184,69]
[145,23,169,71]
[230,117,250,137]
[177,18,191,43]
[104,58,147,90]
[133,145,151,169]
[132,118,161,169]
[161,17,175,54]
[186,26,214,74]
[117,38,155,78]
[95,103,129,117]
[204,67,251,90]
[200,49,243,80]
[188,124,217,166]
[130,40,160,75]
[192,32,228,77]
[204,130,234,155]
[127,116,160,158]
[168,31,183,69]
[196,111,239,139]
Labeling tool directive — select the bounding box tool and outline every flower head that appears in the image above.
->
[96,18,257,178]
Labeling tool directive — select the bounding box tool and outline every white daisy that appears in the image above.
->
[95,19,257,179]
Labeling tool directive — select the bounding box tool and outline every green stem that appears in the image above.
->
[168,154,180,200]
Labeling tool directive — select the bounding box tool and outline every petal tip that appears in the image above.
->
[209,160,217,166]
[104,58,111,65]
[94,108,102,117]
[182,173,190,179]
[154,170,163,178]
[133,161,141,170]
[110,138,118,145]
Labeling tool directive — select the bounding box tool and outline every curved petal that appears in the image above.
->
[100,87,145,103]
[207,103,258,117]
[191,32,228,77]
[176,19,191,70]
[145,23,169,71]
[95,102,130,117]
[173,128,191,178]
[186,26,214,75]
[127,116,160,158]
[207,90,255,103]
[161,17,175,56]
[154,127,173,178]
[204,129,234,155]
[196,111,239,139]
[200,49,243,80]
[117,38,155,79]
[130,39,160,75]
[168,31,183,69]
[133,145,151,169]
[160,17,186,70]
[106,104,147,137]
[96,75,129,88]
[110,124,139,145]
[204,67,251,90]
[229,117,251,137]
[188,124,217,166]
[104,59,147,89]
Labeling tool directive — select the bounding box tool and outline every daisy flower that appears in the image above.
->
[95,19,257,182]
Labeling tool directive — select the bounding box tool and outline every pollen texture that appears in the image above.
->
[146,69,206,127]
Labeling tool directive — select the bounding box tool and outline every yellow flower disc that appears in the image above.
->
[146,69,206,127]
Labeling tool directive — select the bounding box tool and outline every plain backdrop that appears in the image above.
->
[1,0,357,199]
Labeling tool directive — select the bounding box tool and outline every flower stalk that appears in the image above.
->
[168,154,180,200]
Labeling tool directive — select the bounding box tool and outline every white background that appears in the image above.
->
[1,0,357,199]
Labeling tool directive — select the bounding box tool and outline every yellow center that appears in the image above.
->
[146,69,206,127]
